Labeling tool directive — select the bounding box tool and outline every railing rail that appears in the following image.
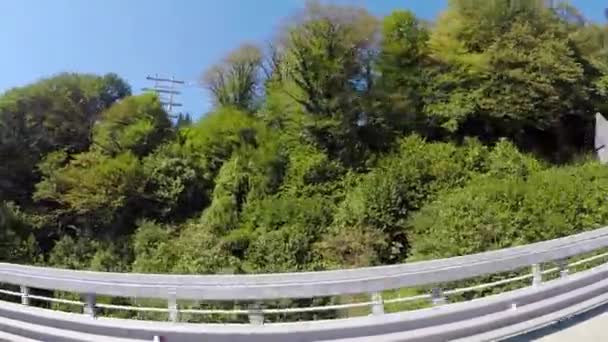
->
[2,251,607,317]
[2,226,608,340]
[2,226,608,301]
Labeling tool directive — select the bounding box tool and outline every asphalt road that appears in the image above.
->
[506,303,608,342]
[536,312,608,342]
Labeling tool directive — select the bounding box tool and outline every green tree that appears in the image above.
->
[34,151,145,237]
[570,22,608,113]
[202,44,263,111]
[374,10,432,136]
[409,161,608,260]
[0,73,131,204]
[425,0,606,161]
[140,142,208,221]
[132,220,176,273]
[180,107,260,179]
[93,93,172,157]
[175,113,193,128]
[279,0,382,165]
[0,202,37,263]
[241,194,335,272]
[330,136,489,264]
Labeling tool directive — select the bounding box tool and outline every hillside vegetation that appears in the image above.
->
[2,0,608,276]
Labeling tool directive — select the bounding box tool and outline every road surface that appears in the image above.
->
[508,303,608,341]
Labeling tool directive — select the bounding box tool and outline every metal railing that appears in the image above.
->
[1,226,608,325]
[4,252,608,320]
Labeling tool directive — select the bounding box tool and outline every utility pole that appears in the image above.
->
[142,74,185,117]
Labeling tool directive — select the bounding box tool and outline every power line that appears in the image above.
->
[142,74,185,117]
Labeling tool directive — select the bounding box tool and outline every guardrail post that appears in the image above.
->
[168,288,179,323]
[83,293,96,318]
[532,263,542,286]
[20,286,29,305]
[431,287,446,306]
[558,259,569,278]
[371,292,384,315]
[248,302,264,325]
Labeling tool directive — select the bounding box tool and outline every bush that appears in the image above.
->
[34,151,145,235]
[279,142,347,199]
[47,236,97,270]
[93,93,172,157]
[0,202,37,263]
[241,194,335,272]
[180,107,260,179]
[330,136,491,264]
[170,221,242,274]
[141,142,208,221]
[484,138,545,180]
[409,161,608,260]
[314,224,387,268]
[132,220,176,273]
[245,224,318,272]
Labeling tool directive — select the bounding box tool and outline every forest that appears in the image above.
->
[2,0,608,278]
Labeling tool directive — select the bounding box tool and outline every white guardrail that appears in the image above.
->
[2,226,608,341]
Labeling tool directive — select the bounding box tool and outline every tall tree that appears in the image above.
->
[202,44,263,111]
[33,94,171,240]
[34,151,145,238]
[425,0,606,161]
[277,0,382,165]
[0,73,131,205]
[93,93,172,157]
[374,10,432,137]
[0,202,37,263]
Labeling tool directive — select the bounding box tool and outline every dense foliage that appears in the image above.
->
[2,0,608,285]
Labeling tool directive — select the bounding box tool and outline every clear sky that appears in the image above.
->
[0,0,605,118]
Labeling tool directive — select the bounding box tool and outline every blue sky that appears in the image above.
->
[0,0,605,118]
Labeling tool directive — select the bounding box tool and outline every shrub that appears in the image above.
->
[0,202,37,263]
[331,135,492,264]
[409,161,608,260]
